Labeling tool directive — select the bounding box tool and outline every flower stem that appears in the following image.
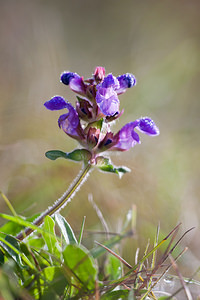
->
[16,163,92,241]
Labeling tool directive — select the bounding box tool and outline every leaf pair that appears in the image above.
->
[46,150,130,177]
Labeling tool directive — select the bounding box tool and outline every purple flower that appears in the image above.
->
[96,86,119,116]
[116,73,136,94]
[100,74,120,89]
[137,117,160,136]
[111,121,140,151]
[61,71,86,95]
[96,73,136,116]
[96,74,120,116]
[44,68,159,166]
[44,96,85,141]
[111,117,159,151]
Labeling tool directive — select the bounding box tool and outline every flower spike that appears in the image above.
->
[18,66,160,242]
[45,67,159,170]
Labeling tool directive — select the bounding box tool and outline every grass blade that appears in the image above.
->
[78,216,86,245]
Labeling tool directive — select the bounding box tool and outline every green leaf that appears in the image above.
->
[0,235,35,270]
[63,244,97,291]
[41,266,68,299]
[0,249,4,265]
[42,216,60,258]
[0,221,22,238]
[0,270,19,300]
[45,150,69,160]
[0,213,62,241]
[0,235,23,268]
[0,213,40,237]
[96,156,130,177]
[0,213,47,236]
[23,267,68,299]
[55,214,77,245]
[27,236,45,249]
[105,254,122,280]
[45,149,91,162]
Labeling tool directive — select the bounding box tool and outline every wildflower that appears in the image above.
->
[96,73,136,116]
[44,67,159,175]
[44,96,85,141]
[60,72,87,96]
[16,67,160,242]
[110,117,159,151]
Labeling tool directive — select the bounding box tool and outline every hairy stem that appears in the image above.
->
[16,163,92,241]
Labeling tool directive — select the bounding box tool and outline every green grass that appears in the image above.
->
[0,197,199,300]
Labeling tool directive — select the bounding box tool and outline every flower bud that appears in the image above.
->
[87,127,100,148]
[94,66,105,83]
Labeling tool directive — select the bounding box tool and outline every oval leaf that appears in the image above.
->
[63,244,97,291]
[55,214,77,245]
[45,150,68,160]
[45,149,91,162]
[42,216,60,257]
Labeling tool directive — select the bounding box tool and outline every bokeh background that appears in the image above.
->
[0,0,200,277]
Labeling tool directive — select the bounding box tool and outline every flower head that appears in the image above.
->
[44,67,159,173]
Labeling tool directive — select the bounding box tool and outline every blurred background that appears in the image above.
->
[0,0,199,277]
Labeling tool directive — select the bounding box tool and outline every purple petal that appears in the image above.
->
[58,103,80,137]
[116,73,136,94]
[131,129,140,143]
[96,87,119,116]
[61,71,86,95]
[60,72,78,85]
[100,74,120,89]
[111,121,140,151]
[137,117,160,136]
[69,76,86,95]
[44,96,68,110]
